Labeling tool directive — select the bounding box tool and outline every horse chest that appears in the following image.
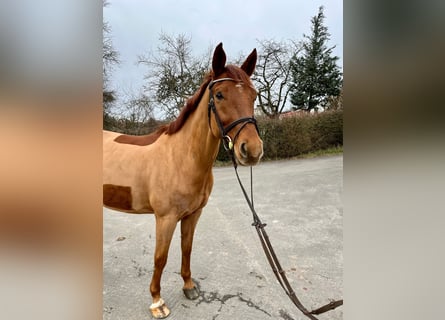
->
[158,173,213,218]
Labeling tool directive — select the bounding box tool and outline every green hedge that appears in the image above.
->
[217,109,343,161]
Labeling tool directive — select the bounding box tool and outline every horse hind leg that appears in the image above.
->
[149,215,177,319]
[180,209,202,300]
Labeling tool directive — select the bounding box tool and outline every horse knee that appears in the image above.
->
[154,254,168,270]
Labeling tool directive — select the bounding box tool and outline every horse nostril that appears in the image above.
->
[240,142,248,158]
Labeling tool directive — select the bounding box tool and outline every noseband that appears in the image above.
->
[207,78,259,151]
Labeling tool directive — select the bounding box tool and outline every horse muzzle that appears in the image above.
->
[235,138,264,166]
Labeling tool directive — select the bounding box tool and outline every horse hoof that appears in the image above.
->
[183,286,200,300]
[150,298,170,319]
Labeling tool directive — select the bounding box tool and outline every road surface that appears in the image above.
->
[103,155,343,320]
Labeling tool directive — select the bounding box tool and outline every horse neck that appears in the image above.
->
[177,89,220,170]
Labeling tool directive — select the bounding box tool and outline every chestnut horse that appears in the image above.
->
[103,43,263,318]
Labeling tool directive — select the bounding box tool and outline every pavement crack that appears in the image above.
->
[195,288,271,317]
[103,306,113,314]
[237,293,271,316]
[130,259,150,277]
[278,309,295,320]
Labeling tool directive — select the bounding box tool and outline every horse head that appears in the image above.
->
[208,43,264,166]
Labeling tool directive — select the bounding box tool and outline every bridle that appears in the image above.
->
[207,77,259,154]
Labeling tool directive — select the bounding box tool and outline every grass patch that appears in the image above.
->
[213,145,343,167]
[291,145,343,159]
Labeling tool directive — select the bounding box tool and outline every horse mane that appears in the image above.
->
[114,65,252,146]
[156,73,213,136]
[162,65,252,135]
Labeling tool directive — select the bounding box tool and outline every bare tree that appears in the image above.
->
[253,39,300,118]
[107,91,159,135]
[103,0,120,115]
[138,33,212,119]
[325,87,343,110]
[123,94,155,124]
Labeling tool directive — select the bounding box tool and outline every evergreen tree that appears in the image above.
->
[290,6,342,112]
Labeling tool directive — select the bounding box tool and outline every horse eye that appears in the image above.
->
[215,92,224,100]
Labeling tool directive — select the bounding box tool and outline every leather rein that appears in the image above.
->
[207,78,343,319]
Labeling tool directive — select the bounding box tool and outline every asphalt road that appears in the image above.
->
[103,155,343,320]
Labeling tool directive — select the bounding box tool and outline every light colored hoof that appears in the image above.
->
[150,298,170,319]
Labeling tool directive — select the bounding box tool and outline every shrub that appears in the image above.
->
[216,109,343,161]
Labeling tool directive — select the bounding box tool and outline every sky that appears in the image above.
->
[104,0,343,103]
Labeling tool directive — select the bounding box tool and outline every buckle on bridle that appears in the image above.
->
[223,135,233,151]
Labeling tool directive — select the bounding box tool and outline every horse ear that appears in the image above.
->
[212,43,226,77]
[240,48,257,77]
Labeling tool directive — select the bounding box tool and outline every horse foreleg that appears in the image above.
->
[149,215,177,319]
[180,209,202,300]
